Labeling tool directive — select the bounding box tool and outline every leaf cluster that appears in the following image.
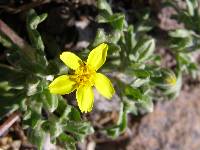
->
[0,9,93,150]
[91,0,181,138]
[166,0,200,77]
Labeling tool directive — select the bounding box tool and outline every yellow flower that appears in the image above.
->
[165,73,177,86]
[48,43,115,113]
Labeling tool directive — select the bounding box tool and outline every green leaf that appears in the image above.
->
[105,102,128,138]
[0,32,15,49]
[123,98,138,115]
[41,89,58,113]
[63,121,94,141]
[23,110,32,120]
[26,9,48,67]
[0,64,25,89]
[26,79,40,96]
[59,104,73,122]
[186,0,198,16]
[92,29,107,47]
[136,25,152,33]
[139,96,153,113]
[133,69,150,78]
[125,86,142,100]
[28,128,46,150]
[26,9,47,52]
[58,133,76,150]
[138,38,155,62]
[118,103,128,133]
[97,10,111,23]
[0,81,11,91]
[49,121,63,139]
[24,110,43,128]
[169,29,193,38]
[69,107,81,121]
[54,95,71,116]
[108,31,122,44]
[110,13,125,30]
[97,0,113,15]
[97,11,125,31]
[124,25,136,53]
[131,78,149,87]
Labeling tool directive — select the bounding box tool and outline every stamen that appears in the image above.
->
[72,63,96,86]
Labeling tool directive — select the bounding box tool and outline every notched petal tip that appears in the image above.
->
[76,85,94,113]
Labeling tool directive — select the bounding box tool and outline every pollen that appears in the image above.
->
[71,63,96,87]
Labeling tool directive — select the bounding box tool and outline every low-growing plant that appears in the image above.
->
[0,0,198,149]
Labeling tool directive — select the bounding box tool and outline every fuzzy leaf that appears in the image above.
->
[28,129,46,150]
[125,86,142,100]
[42,89,58,113]
[97,0,113,15]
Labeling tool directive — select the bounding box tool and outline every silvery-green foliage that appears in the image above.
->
[94,0,179,138]
[0,9,93,150]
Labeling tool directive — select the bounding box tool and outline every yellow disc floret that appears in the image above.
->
[71,63,96,87]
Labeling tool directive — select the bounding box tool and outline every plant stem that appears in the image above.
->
[0,111,20,137]
[0,19,36,61]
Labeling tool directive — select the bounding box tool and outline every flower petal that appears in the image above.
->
[76,85,94,113]
[49,75,76,95]
[87,43,108,71]
[94,73,115,99]
[60,52,82,70]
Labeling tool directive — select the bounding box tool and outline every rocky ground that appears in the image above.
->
[126,87,200,150]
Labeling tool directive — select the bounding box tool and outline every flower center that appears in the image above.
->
[71,63,96,87]
[165,76,176,86]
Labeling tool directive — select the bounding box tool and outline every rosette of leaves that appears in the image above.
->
[0,9,93,150]
[90,0,178,138]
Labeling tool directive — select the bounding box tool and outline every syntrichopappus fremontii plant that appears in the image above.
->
[0,0,197,149]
